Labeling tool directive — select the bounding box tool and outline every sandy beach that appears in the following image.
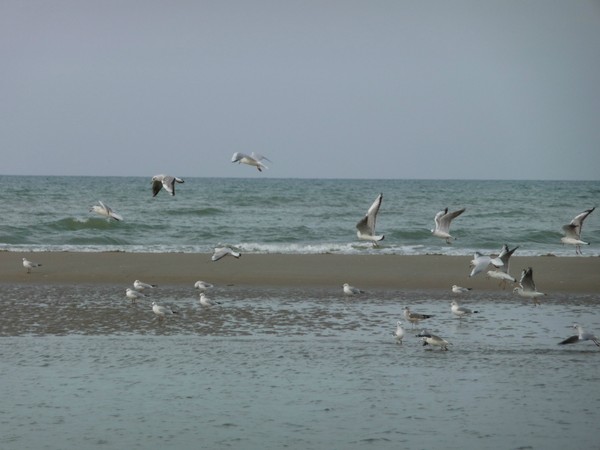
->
[1,252,598,293]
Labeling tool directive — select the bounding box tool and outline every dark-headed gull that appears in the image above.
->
[151,174,184,197]
[558,324,600,348]
[561,207,595,255]
[22,257,42,274]
[231,152,271,172]
[431,207,465,244]
[90,200,123,221]
[513,267,545,305]
[356,193,384,246]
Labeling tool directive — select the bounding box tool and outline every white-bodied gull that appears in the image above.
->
[431,207,465,244]
[22,257,42,274]
[417,330,451,351]
[90,200,123,221]
[356,193,384,246]
[450,300,478,318]
[211,247,241,262]
[133,280,157,291]
[513,267,546,305]
[394,321,405,344]
[194,281,214,291]
[452,285,472,294]
[561,207,595,255]
[558,324,600,348]
[126,288,146,303]
[469,252,503,278]
[152,301,177,320]
[151,174,184,197]
[486,244,518,288]
[343,283,364,296]
[231,152,271,172]
[199,292,221,307]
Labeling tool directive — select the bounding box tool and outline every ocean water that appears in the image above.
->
[1,285,599,449]
[1,175,599,256]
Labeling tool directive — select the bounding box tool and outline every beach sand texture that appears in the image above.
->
[2,252,598,293]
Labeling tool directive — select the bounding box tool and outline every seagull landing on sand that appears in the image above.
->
[22,257,42,274]
[417,330,451,351]
[126,288,146,303]
[231,152,271,172]
[561,207,595,255]
[152,302,177,320]
[356,193,384,246]
[450,300,478,319]
[343,283,364,296]
[90,200,123,221]
[452,285,472,294]
[469,252,503,278]
[151,174,184,197]
[558,324,600,348]
[211,247,241,262]
[513,267,546,306]
[194,281,214,291]
[486,244,518,288]
[133,280,157,291]
[431,207,465,244]
[403,307,433,328]
[394,321,405,344]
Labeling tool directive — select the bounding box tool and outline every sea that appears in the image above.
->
[1,176,599,450]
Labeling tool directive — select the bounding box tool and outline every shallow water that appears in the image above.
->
[1,284,599,449]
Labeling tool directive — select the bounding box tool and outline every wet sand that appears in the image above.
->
[1,252,599,293]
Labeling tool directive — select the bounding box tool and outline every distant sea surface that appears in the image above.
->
[1,176,598,256]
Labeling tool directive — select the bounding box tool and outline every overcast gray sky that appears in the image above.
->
[2,1,599,179]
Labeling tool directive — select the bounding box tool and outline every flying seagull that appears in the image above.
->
[561,207,595,255]
[22,257,42,274]
[231,152,271,172]
[211,247,241,262]
[431,207,465,244]
[90,200,123,221]
[486,244,518,288]
[469,252,503,278]
[151,174,184,197]
[513,267,546,305]
[558,324,600,348]
[356,193,384,246]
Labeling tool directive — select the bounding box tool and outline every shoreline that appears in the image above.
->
[1,252,599,293]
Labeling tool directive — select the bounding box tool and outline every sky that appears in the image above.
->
[2,0,600,180]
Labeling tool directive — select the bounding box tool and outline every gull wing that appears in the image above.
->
[152,177,164,197]
[520,267,536,292]
[436,208,465,233]
[356,193,382,235]
[558,335,580,345]
[251,152,271,163]
[564,207,595,239]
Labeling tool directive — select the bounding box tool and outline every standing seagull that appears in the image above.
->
[199,292,221,307]
[403,307,434,328]
[561,207,595,255]
[152,302,177,320]
[343,283,364,296]
[126,288,146,303]
[90,200,123,221]
[211,247,241,262]
[22,257,42,274]
[513,267,546,305]
[133,280,157,291]
[417,331,451,351]
[231,152,271,172]
[356,193,384,246]
[450,300,478,319]
[394,321,405,344]
[558,324,600,348]
[151,174,184,197]
[431,207,466,244]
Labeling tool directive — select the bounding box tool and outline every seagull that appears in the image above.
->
[133,280,157,291]
[22,257,42,274]
[450,300,478,318]
[558,324,600,348]
[199,292,221,307]
[194,281,214,291]
[403,307,433,328]
[151,174,184,197]
[486,244,518,288]
[417,330,451,351]
[431,207,465,244]
[394,321,405,344]
[469,252,493,278]
[343,283,364,295]
[513,267,546,305]
[231,152,271,172]
[152,301,177,320]
[452,285,472,294]
[356,193,384,246]
[90,200,123,221]
[211,247,241,262]
[561,207,595,255]
[126,288,146,303]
